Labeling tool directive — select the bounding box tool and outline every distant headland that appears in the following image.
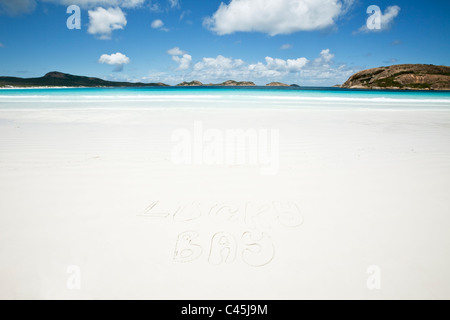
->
[341,64,450,90]
[0,72,168,88]
[0,72,297,88]
[2,65,449,90]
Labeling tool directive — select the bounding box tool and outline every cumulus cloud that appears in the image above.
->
[299,49,355,82]
[172,55,192,70]
[167,47,185,56]
[151,19,169,31]
[0,0,36,16]
[188,54,309,79]
[167,47,191,70]
[204,0,354,36]
[314,49,334,64]
[99,52,130,65]
[166,49,358,86]
[245,56,309,78]
[99,52,130,72]
[151,19,163,28]
[88,7,127,39]
[265,57,308,72]
[356,5,401,33]
[379,5,401,29]
[172,55,192,71]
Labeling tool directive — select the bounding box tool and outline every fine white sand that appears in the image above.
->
[0,101,450,299]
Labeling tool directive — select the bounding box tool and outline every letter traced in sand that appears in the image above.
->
[174,231,203,263]
[208,232,237,265]
[141,201,173,218]
[241,231,275,267]
[173,202,202,222]
[209,203,240,222]
[273,201,304,228]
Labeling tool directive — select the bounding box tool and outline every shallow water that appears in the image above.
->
[1,87,450,110]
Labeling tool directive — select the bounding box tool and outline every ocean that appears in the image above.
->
[1,87,450,110]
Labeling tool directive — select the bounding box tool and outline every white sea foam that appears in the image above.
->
[1,93,449,104]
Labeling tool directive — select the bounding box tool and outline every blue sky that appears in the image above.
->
[0,0,449,85]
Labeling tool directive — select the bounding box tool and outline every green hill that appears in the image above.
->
[0,72,169,88]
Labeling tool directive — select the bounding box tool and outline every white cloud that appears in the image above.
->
[88,7,127,39]
[314,49,334,64]
[99,52,130,72]
[151,19,164,29]
[151,18,169,31]
[190,57,242,79]
[167,47,185,56]
[0,42,4,48]
[280,44,292,50]
[204,0,354,36]
[379,5,401,29]
[299,49,357,84]
[266,57,308,72]
[0,0,36,16]
[356,5,401,33]
[165,49,358,86]
[167,47,191,70]
[187,54,309,80]
[245,56,309,78]
[99,52,130,65]
[172,54,192,70]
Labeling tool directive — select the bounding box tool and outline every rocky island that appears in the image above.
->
[341,64,450,90]
[215,80,256,86]
[176,80,256,87]
[266,82,289,87]
[176,81,204,87]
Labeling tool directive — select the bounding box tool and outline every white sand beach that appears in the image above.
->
[0,94,450,299]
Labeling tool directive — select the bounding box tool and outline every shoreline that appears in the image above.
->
[1,85,450,92]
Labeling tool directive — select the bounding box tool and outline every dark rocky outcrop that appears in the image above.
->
[266,82,289,87]
[216,80,256,86]
[176,80,203,86]
[176,80,256,87]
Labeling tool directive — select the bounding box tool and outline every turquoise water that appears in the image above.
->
[1,87,450,109]
[1,86,450,98]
